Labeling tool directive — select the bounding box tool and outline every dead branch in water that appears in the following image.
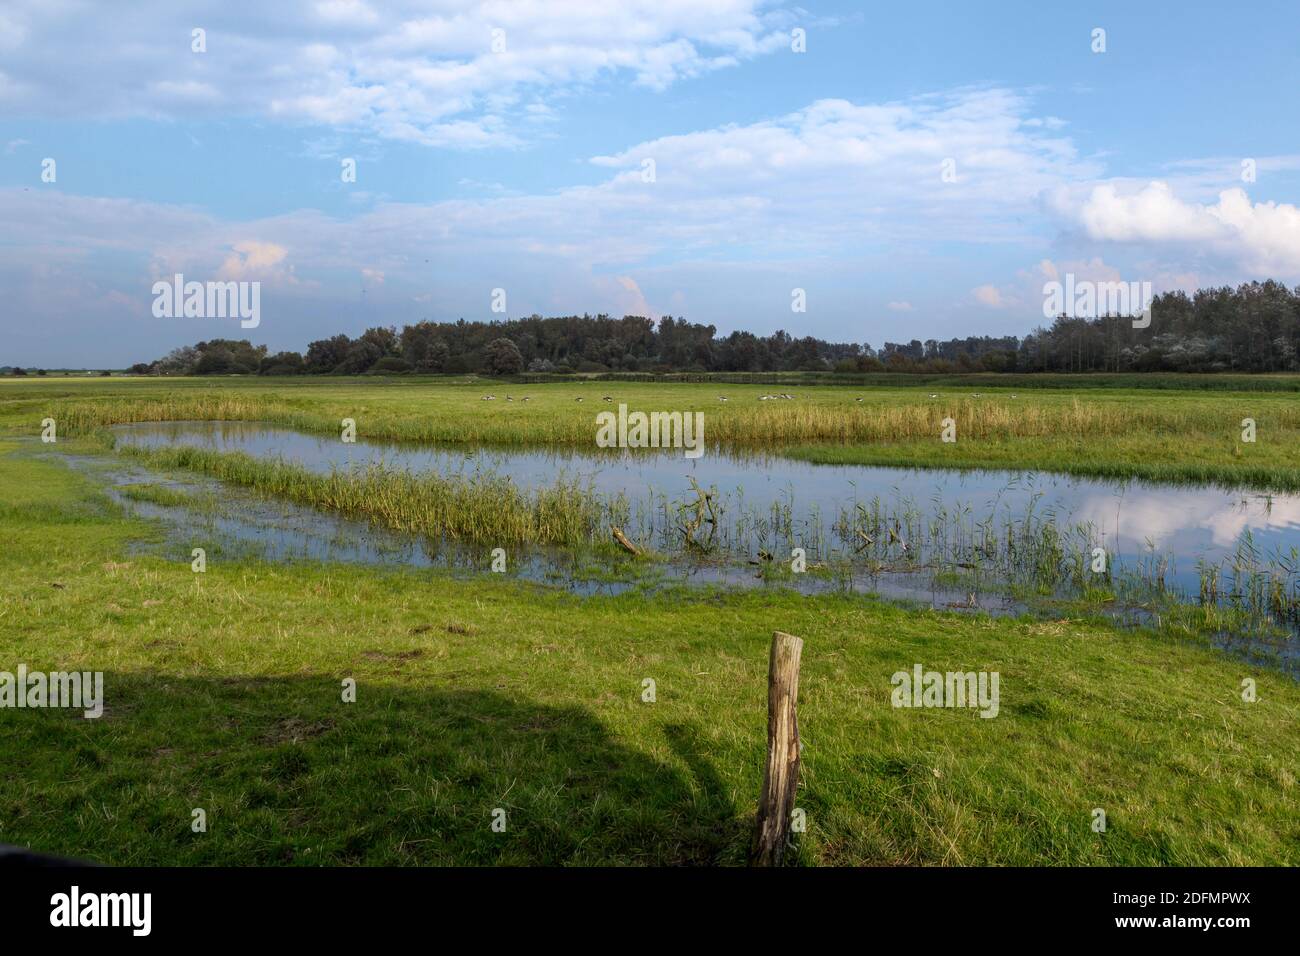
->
[611,525,641,556]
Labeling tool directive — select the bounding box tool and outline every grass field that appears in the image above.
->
[2,375,1299,865]
[4,374,1298,489]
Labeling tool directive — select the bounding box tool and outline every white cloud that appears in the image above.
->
[216,240,295,283]
[588,88,1099,248]
[594,276,657,319]
[219,240,284,273]
[150,79,222,104]
[315,0,380,26]
[1049,181,1300,277]
[0,0,789,148]
[7,75,1299,364]
[0,85,1132,362]
[971,257,1198,321]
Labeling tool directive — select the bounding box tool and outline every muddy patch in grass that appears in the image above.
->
[262,716,335,745]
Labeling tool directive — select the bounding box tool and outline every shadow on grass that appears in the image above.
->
[2,673,751,866]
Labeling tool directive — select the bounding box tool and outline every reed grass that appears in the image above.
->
[23,381,1300,450]
[119,444,610,547]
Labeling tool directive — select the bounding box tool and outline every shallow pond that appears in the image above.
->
[67,454,1019,612]
[112,420,1300,601]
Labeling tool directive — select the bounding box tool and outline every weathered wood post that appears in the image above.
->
[751,630,804,866]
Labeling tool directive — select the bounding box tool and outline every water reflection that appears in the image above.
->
[112,420,1300,596]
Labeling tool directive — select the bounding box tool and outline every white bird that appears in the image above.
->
[928,393,938,399]
[575,397,584,403]
[718,396,729,402]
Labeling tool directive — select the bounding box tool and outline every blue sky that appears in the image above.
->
[2,0,1299,366]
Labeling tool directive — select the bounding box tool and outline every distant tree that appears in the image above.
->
[194,347,235,375]
[304,335,352,373]
[430,340,451,371]
[336,338,384,374]
[259,351,304,375]
[400,321,437,368]
[979,351,1011,372]
[155,346,199,375]
[358,326,400,357]
[416,339,450,373]
[486,337,523,375]
[193,339,264,374]
[121,279,1300,378]
[371,355,412,373]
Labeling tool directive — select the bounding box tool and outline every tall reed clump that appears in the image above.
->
[709,398,1300,444]
[117,445,610,547]
[52,396,302,435]
[45,388,1300,448]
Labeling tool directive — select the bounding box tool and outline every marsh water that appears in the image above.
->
[111,420,1300,589]
[95,420,1300,665]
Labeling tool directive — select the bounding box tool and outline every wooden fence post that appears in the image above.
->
[751,630,804,866]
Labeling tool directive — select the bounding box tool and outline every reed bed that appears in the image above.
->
[709,397,1300,443]
[119,444,611,547]
[39,389,1300,448]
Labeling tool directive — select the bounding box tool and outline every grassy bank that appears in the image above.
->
[4,375,1299,489]
[2,440,1299,865]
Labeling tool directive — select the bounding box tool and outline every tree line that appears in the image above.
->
[119,281,1300,377]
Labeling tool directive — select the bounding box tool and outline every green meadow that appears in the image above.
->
[1,375,1298,865]
[7,373,1300,488]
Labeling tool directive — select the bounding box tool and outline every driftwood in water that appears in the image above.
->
[750,630,804,866]
[678,476,719,553]
[611,525,641,556]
